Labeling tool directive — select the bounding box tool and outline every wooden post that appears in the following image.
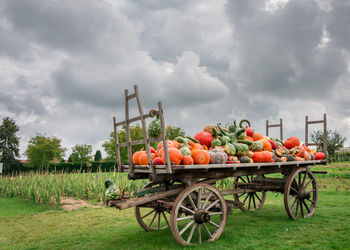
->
[305,116,308,146]
[113,117,122,172]
[134,85,154,174]
[125,89,134,177]
[323,113,327,156]
[280,119,283,141]
[158,101,172,174]
[266,120,269,137]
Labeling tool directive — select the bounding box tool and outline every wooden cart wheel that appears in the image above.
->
[284,168,318,220]
[134,181,171,231]
[233,175,266,212]
[170,183,227,246]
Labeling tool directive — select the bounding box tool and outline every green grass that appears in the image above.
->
[1,191,349,249]
[1,162,349,249]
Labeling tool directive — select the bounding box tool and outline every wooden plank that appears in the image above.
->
[113,117,122,172]
[125,89,134,177]
[127,93,136,100]
[268,124,281,128]
[266,120,268,136]
[307,142,321,146]
[158,101,172,174]
[280,118,283,141]
[114,113,152,127]
[307,120,325,124]
[305,115,309,147]
[134,85,154,174]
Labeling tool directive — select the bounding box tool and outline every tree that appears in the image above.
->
[71,144,92,167]
[0,117,20,172]
[25,134,66,169]
[94,150,102,162]
[103,124,146,162]
[311,129,347,156]
[166,125,186,140]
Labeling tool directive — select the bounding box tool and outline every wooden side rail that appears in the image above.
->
[305,113,327,157]
[266,118,283,141]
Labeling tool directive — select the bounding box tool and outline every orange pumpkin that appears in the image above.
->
[245,136,254,142]
[162,148,183,165]
[157,140,176,157]
[259,139,272,152]
[183,155,194,165]
[252,133,264,141]
[192,149,210,164]
[138,153,149,165]
[284,136,300,149]
[132,151,145,165]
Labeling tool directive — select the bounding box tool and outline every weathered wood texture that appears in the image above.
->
[305,113,327,156]
[266,118,283,141]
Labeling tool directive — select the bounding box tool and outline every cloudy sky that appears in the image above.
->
[0,0,349,158]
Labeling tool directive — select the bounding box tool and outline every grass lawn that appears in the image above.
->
[1,163,350,249]
[1,190,350,249]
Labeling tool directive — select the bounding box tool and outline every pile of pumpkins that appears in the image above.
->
[132,119,326,166]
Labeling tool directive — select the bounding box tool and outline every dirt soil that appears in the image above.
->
[60,197,103,211]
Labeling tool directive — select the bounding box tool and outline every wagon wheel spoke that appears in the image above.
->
[187,194,197,211]
[197,189,202,209]
[177,215,194,222]
[180,220,195,236]
[202,192,212,209]
[186,223,197,244]
[180,205,195,214]
[248,194,252,210]
[149,211,158,228]
[157,212,161,230]
[208,220,220,228]
[254,193,262,203]
[205,199,220,211]
[141,209,155,219]
[252,194,256,209]
[203,223,213,239]
[306,197,315,204]
[300,201,304,218]
[301,172,307,188]
[162,211,170,227]
[298,173,302,189]
[302,200,311,213]
[294,200,299,218]
[304,178,313,189]
[198,224,202,244]
[243,193,249,203]
[290,197,298,211]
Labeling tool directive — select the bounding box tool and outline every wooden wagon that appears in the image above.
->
[107,85,328,246]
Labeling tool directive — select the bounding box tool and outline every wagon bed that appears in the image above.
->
[108,85,328,246]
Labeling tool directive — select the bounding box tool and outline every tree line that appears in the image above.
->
[0,116,348,173]
[0,117,185,173]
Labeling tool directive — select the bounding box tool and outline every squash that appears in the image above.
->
[192,149,210,164]
[268,139,278,150]
[152,157,164,165]
[245,126,254,137]
[248,150,254,158]
[310,153,315,160]
[250,141,263,152]
[304,152,311,161]
[275,147,289,157]
[245,136,254,142]
[235,128,247,140]
[315,152,325,160]
[133,150,145,165]
[295,157,305,161]
[239,119,251,128]
[252,151,273,162]
[224,143,236,156]
[156,140,176,156]
[239,155,250,163]
[280,157,287,162]
[289,146,305,158]
[138,152,149,165]
[259,139,272,152]
[233,143,249,156]
[284,136,300,149]
[183,155,194,165]
[203,125,218,135]
[252,133,264,141]
[208,148,228,164]
[161,148,183,165]
[285,155,295,161]
[193,131,214,148]
[220,136,231,146]
[174,137,192,156]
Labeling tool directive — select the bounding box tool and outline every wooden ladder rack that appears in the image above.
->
[305,113,327,156]
[113,85,172,178]
[266,119,283,141]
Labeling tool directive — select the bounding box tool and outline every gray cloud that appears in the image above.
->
[0,0,349,158]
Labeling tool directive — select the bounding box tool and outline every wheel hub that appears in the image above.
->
[194,209,210,224]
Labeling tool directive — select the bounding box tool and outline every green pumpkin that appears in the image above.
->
[220,136,231,146]
[224,143,236,156]
[239,155,250,163]
[250,141,263,151]
[211,138,222,148]
[233,143,249,156]
[235,128,247,140]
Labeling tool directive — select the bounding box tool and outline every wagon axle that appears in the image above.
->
[194,210,211,224]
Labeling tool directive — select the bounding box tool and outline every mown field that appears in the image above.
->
[1,162,350,249]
